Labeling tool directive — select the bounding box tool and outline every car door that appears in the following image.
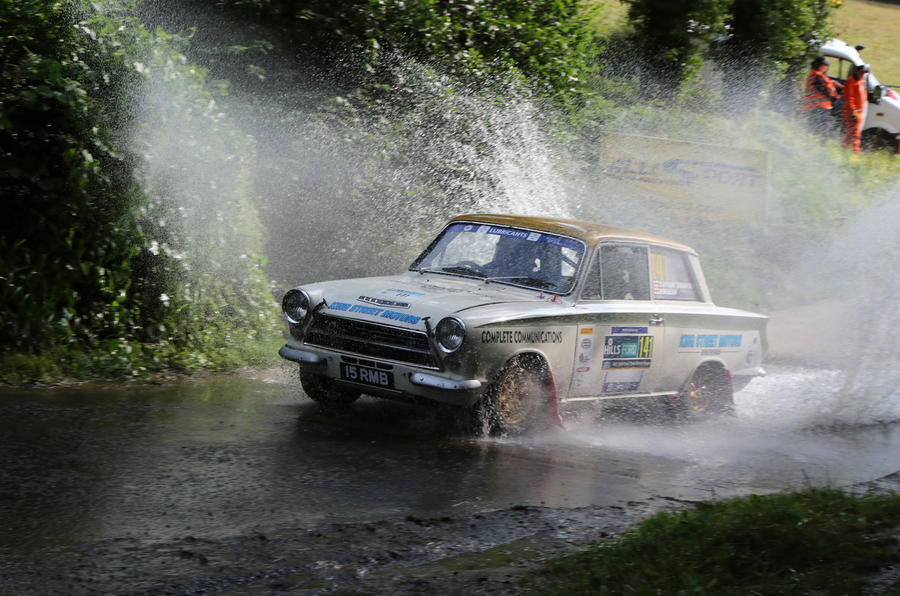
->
[568,243,667,399]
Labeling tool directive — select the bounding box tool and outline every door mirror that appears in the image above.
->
[870,84,884,104]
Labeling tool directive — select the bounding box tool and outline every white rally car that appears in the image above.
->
[279,215,767,434]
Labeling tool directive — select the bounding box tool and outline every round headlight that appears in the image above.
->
[435,317,466,352]
[282,289,310,324]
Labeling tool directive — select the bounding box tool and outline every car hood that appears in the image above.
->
[299,272,571,328]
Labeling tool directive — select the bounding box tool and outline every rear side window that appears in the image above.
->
[599,244,651,301]
[650,247,700,301]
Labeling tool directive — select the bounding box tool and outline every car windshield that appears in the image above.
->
[410,222,586,294]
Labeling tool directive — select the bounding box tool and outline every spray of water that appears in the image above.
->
[129,7,898,433]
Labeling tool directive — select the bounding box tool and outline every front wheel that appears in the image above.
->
[679,365,733,418]
[300,369,360,406]
[473,356,552,436]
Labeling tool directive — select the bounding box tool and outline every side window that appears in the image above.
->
[600,245,650,300]
[832,58,853,83]
[649,247,700,301]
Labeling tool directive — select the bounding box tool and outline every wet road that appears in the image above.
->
[1,364,899,587]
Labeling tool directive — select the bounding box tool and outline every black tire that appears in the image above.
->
[472,356,551,437]
[680,365,733,418]
[861,128,900,153]
[299,369,360,406]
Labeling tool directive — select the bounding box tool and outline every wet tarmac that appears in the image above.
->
[1,364,899,592]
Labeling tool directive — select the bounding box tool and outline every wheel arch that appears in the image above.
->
[492,349,562,428]
[685,357,729,385]
[681,359,735,414]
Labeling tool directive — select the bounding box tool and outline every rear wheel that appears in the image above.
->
[680,365,733,418]
[300,369,361,406]
[473,356,550,436]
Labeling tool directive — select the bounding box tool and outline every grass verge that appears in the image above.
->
[0,335,284,386]
[528,488,900,595]
[833,0,900,86]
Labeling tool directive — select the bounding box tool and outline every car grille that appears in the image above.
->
[305,314,438,368]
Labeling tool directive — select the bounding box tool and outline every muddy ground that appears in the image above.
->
[3,470,898,595]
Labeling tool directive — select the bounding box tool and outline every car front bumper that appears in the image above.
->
[278,344,483,407]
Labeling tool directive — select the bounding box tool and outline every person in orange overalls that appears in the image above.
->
[842,63,869,153]
[803,56,842,135]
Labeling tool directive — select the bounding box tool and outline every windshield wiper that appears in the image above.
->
[486,276,558,290]
[416,265,487,278]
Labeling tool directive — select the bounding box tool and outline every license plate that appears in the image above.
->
[340,363,394,389]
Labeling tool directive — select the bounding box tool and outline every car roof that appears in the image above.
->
[449,214,696,253]
[821,39,863,66]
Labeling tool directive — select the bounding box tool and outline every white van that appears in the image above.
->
[821,39,900,152]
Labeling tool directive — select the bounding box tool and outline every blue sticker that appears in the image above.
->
[380,309,421,325]
[718,335,742,348]
[697,334,718,348]
[328,302,421,324]
[680,333,743,349]
[612,326,648,335]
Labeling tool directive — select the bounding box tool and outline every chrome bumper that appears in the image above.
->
[278,345,323,364]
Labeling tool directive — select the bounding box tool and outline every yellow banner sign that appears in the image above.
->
[600,132,769,222]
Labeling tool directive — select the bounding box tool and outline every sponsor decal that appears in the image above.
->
[745,345,756,365]
[358,295,410,308]
[378,288,426,299]
[481,329,564,344]
[697,335,719,348]
[719,334,742,348]
[679,334,743,350]
[328,301,422,325]
[652,280,694,297]
[603,335,654,359]
[449,223,582,250]
[602,368,643,393]
[536,291,561,302]
[603,380,642,393]
[602,359,651,370]
[379,310,422,324]
[611,326,648,335]
[572,326,595,390]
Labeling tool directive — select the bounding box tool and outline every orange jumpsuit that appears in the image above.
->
[804,68,841,135]
[842,74,867,153]
[803,69,839,111]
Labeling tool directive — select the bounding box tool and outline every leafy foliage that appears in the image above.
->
[207,0,597,104]
[624,0,730,94]
[715,0,836,70]
[0,0,278,381]
[621,0,837,99]
[0,0,144,350]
